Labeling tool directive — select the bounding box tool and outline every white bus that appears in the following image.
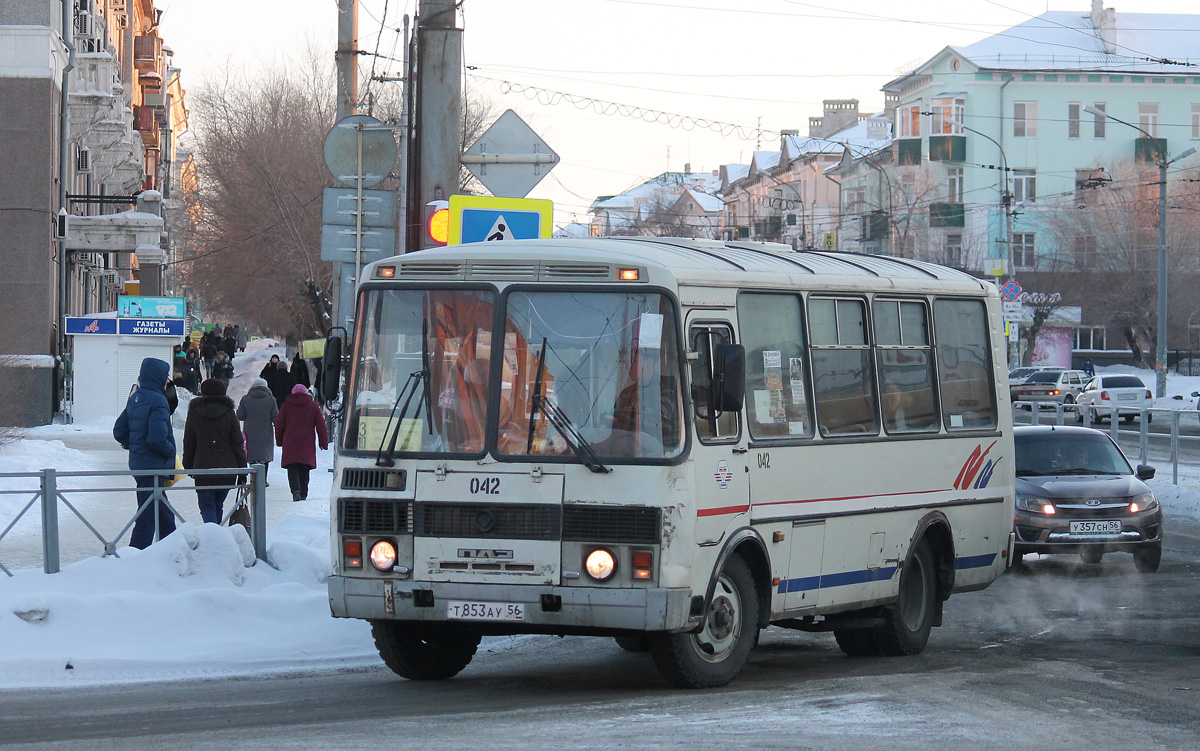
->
[324,237,1014,688]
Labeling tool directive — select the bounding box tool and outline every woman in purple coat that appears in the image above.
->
[275,384,329,501]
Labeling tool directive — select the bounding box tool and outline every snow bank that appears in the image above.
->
[0,518,375,689]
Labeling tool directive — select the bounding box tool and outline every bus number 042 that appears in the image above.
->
[470,477,501,495]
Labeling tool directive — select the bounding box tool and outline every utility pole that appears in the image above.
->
[405,0,462,252]
[336,0,359,122]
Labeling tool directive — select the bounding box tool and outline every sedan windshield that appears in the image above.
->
[1015,433,1133,476]
[1026,372,1061,384]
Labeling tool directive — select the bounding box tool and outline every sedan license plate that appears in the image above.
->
[1118,394,1137,401]
[447,601,525,622]
[1069,520,1122,536]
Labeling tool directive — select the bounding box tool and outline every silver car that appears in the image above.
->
[1075,374,1153,424]
[1013,425,1162,572]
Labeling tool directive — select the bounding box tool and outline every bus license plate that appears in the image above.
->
[447,601,525,622]
[1069,520,1121,536]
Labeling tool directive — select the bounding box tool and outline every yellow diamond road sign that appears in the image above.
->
[448,195,553,245]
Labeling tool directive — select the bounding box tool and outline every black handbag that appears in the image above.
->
[226,484,251,537]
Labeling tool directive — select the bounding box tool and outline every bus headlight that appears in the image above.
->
[585,548,616,581]
[370,540,397,572]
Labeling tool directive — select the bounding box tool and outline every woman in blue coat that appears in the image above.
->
[113,358,178,549]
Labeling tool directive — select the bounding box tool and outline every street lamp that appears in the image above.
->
[1084,105,1196,398]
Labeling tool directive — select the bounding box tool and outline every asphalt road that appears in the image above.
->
[4,520,1198,750]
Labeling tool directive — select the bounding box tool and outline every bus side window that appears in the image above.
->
[933,298,998,430]
[874,299,939,433]
[689,325,739,442]
[809,297,880,436]
[737,292,812,439]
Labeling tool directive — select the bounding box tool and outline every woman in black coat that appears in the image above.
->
[183,379,247,524]
[290,353,311,389]
[260,354,294,407]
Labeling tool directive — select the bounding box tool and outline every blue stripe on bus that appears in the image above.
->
[955,553,997,570]
[775,567,898,594]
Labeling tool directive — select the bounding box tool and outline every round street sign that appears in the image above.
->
[1001,280,1022,300]
[323,115,398,188]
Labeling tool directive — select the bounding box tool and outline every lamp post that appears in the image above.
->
[1084,105,1195,398]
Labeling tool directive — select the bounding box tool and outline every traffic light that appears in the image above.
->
[423,200,450,247]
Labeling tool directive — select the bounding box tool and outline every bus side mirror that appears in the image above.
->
[713,343,745,413]
[322,334,343,404]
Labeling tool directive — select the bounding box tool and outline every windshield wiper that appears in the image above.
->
[375,370,427,467]
[1016,469,1046,476]
[525,337,609,474]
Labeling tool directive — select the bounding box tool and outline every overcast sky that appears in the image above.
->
[159,1,1199,226]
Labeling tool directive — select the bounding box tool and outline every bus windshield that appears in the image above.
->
[345,287,684,462]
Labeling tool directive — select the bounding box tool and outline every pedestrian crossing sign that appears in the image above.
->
[448,195,553,245]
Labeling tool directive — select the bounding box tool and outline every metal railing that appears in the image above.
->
[1014,401,1199,484]
[0,464,267,577]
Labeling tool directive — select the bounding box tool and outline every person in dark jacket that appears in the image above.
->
[212,350,235,385]
[276,383,329,501]
[183,348,202,393]
[290,352,311,389]
[200,336,218,379]
[237,377,278,478]
[113,358,178,549]
[183,379,248,524]
[260,354,294,407]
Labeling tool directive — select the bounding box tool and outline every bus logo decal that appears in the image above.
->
[954,441,998,490]
[714,460,733,489]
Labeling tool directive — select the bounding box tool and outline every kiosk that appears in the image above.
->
[65,312,186,423]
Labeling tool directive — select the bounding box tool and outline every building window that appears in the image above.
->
[897,103,922,139]
[1093,102,1107,138]
[1139,102,1160,137]
[1074,234,1097,268]
[944,233,963,268]
[1068,103,1081,138]
[1012,170,1036,203]
[844,188,865,216]
[947,168,963,203]
[1013,232,1036,269]
[1014,101,1038,137]
[1192,104,1200,139]
[931,97,965,135]
[1075,326,1106,350]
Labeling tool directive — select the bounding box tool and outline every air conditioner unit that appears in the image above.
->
[76,145,92,173]
[74,10,93,39]
[100,271,119,284]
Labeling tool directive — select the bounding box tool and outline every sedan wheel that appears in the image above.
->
[1079,548,1103,565]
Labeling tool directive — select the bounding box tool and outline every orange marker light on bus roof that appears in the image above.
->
[616,268,640,281]
[377,266,396,279]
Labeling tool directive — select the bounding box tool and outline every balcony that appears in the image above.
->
[133,34,162,72]
[897,139,922,166]
[929,135,966,162]
[133,104,154,132]
[1135,137,1167,163]
[929,202,965,228]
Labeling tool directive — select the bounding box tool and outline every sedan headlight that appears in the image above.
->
[1016,495,1055,514]
[1129,492,1158,514]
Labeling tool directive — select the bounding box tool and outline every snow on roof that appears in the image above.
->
[720,164,750,189]
[680,188,724,213]
[956,10,1200,73]
[749,150,781,174]
[589,171,719,211]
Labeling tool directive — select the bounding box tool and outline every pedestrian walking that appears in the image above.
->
[200,335,218,380]
[182,379,247,524]
[112,357,177,550]
[212,350,235,386]
[290,352,311,389]
[237,377,278,480]
[183,348,202,393]
[276,383,328,502]
[260,354,294,407]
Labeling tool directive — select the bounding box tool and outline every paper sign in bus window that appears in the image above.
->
[638,312,663,349]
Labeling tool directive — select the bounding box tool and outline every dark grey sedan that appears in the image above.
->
[1013,425,1163,572]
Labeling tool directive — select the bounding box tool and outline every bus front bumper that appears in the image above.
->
[329,575,696,632]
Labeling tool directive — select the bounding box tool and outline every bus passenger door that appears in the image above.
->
[686,318,750,545]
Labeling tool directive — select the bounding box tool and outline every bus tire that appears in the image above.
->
[834,628,880,657]
[371,621,481,680]
[649,555,758,689]
[614,635,651,652]
[873,539,936,656]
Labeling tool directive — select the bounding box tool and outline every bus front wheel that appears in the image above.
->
[372,621,481,680]
[650,555,759,689]
[873,539,936,656]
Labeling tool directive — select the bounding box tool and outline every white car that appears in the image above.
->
[1075,374,1153,423]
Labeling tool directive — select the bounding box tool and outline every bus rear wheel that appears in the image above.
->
[650,556,758,689]
[834,628,880,656]
[371,621,481,680]
[873,539,936,656]
[614,635,651,652]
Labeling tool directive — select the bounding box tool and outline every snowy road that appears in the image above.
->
[4,521,1199,750]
